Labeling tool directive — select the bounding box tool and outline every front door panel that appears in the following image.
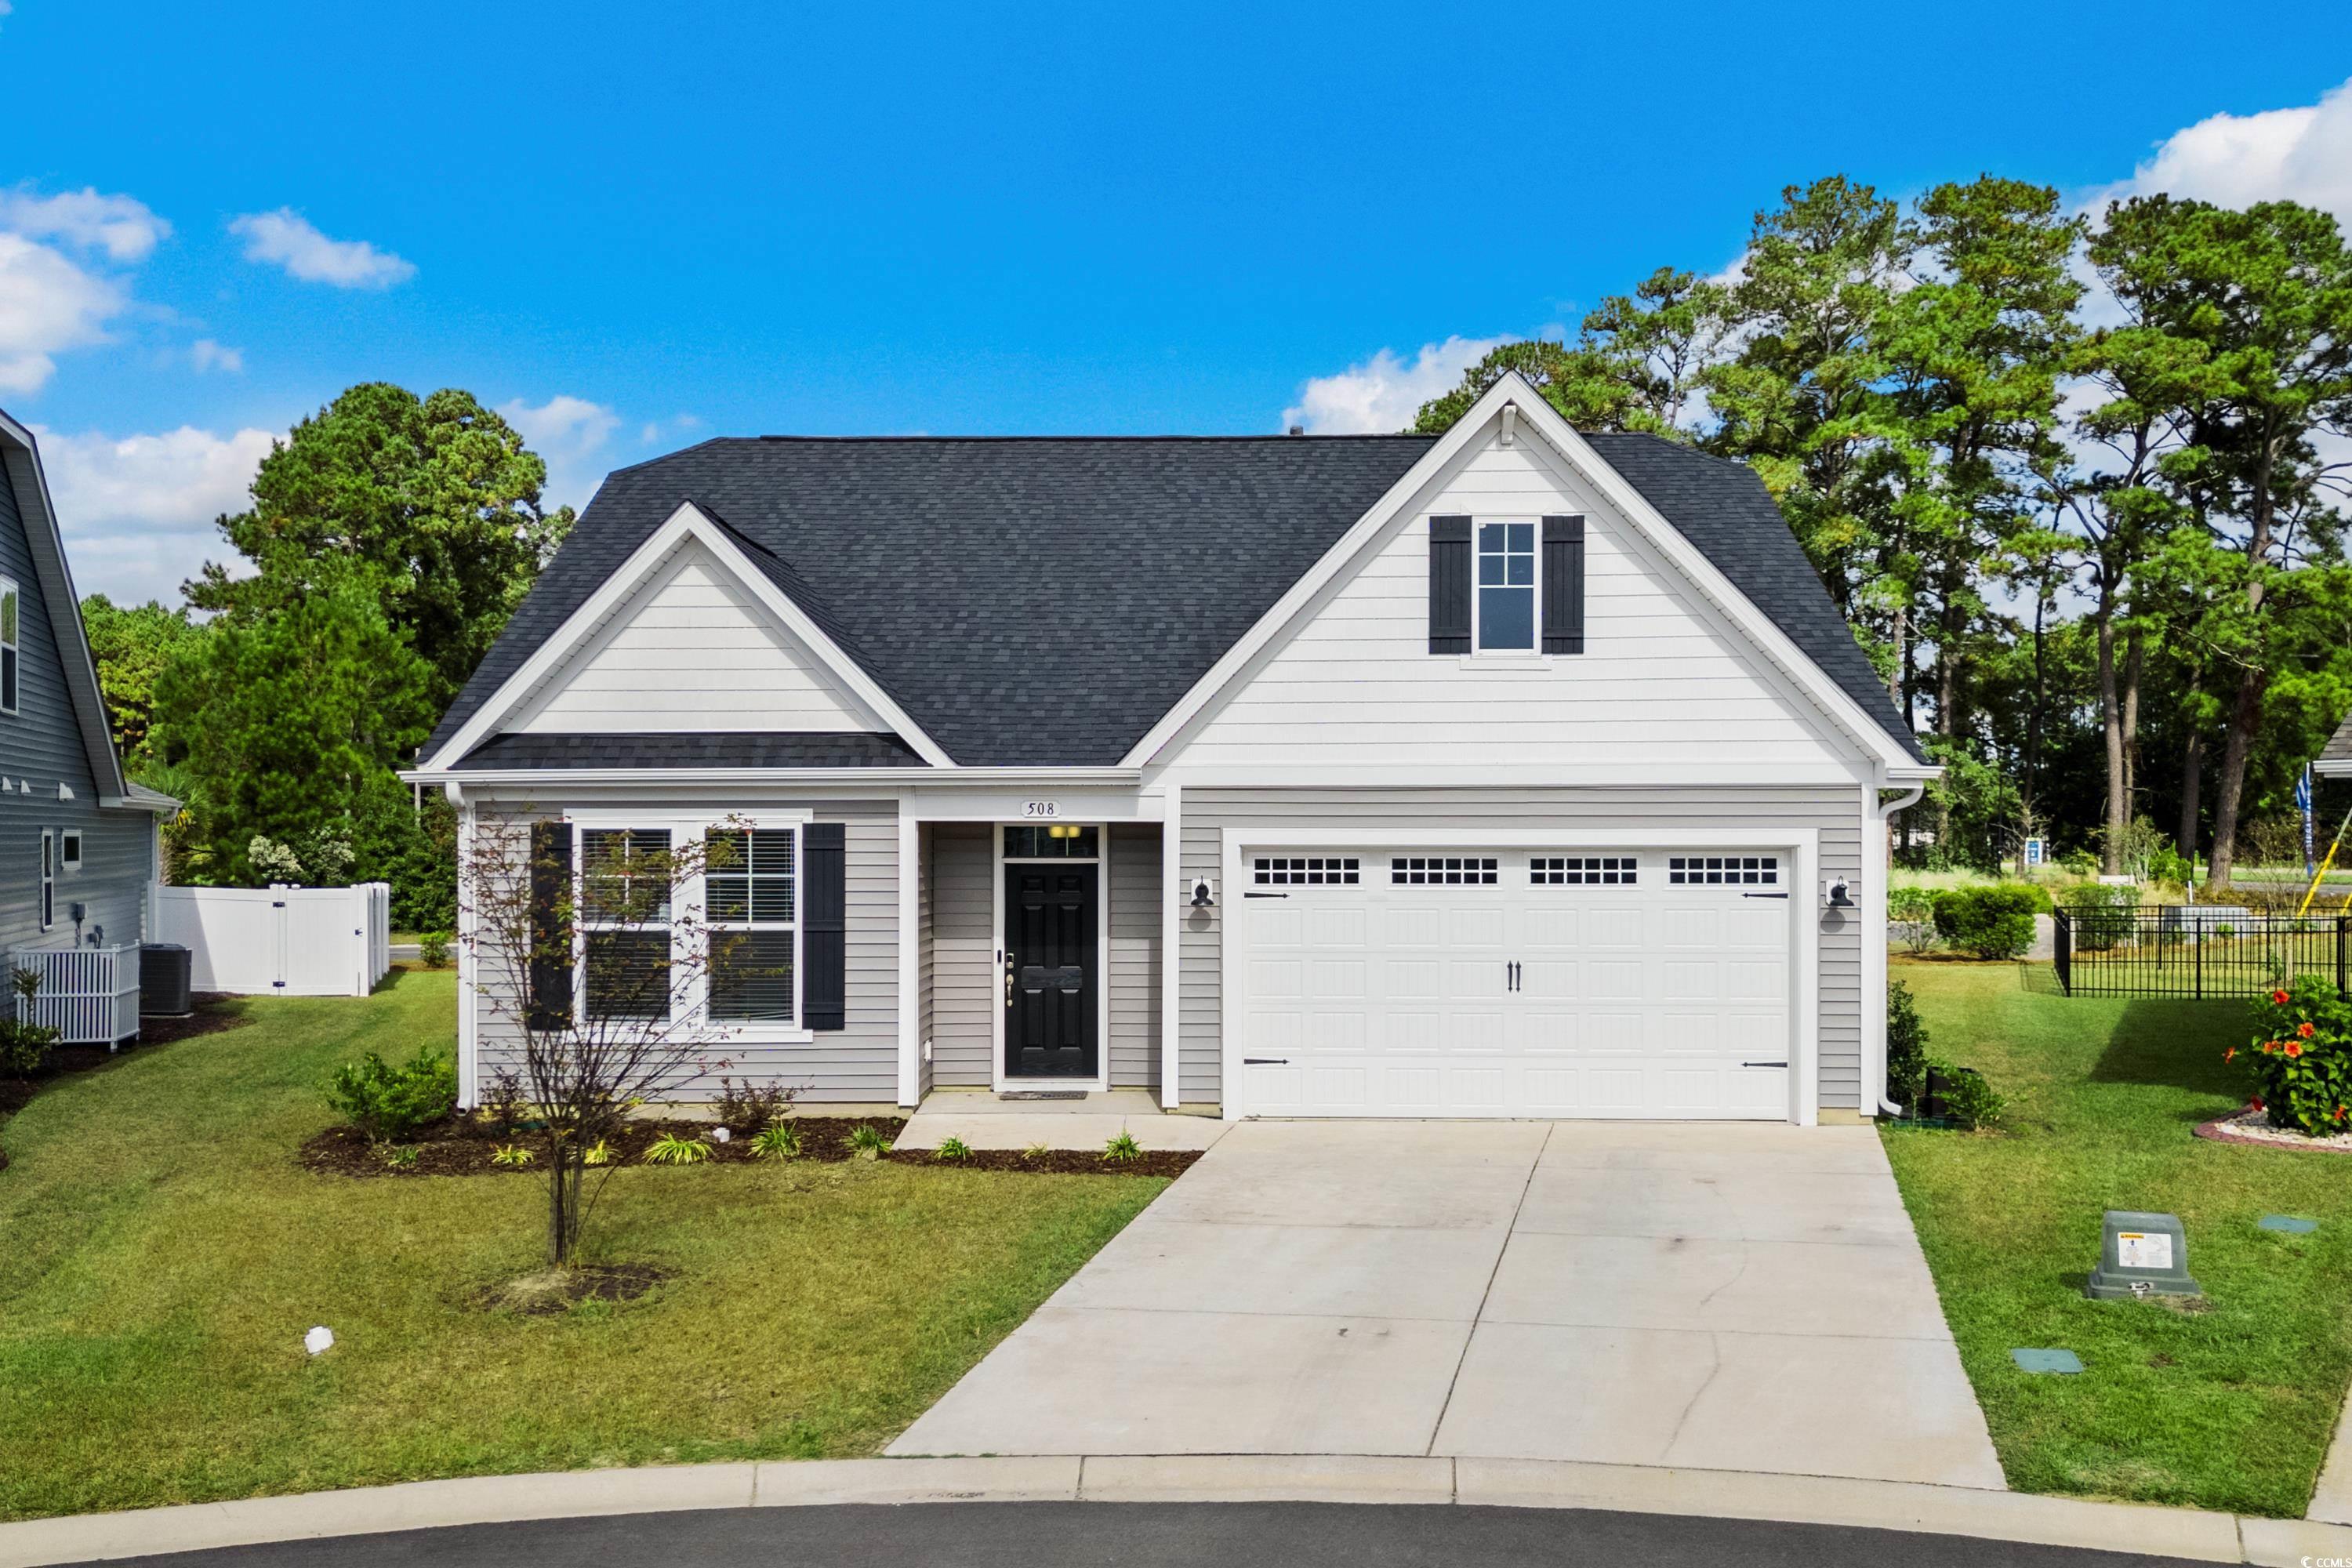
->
[1005,862,1098,1078]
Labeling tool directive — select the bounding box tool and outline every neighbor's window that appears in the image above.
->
[579,827,673,1020]
[39,830,54,928]
[60,830,82,872]
[706,827,797,1024]
[1475,522,1536,651]
[1,575,18,714]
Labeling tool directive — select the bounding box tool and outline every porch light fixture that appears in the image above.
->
[1189,877,1215,909]
[1824,877,1855,910]
[1047,822,1080,840]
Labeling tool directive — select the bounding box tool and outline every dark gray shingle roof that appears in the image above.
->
[452,731,927,771]
[431,434,1922,768]
[2324,712,2352,766]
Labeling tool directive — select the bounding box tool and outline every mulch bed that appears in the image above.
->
[2194,1103,2352,1155]
[1,997,247,1118]
[301,1113,1200,1180]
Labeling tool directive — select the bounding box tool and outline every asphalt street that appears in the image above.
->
[63,1501,2213,1568]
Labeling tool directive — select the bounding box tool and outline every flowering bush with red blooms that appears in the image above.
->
[2244,977,2352,1135]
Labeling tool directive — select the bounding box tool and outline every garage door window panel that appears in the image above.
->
[1668,855,1779,886]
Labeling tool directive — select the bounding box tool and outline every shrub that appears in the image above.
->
[1886,979,1929,1111]
[0,968,59,1076]
[381,1144,420,1171]
[2060,848,2099,876]
[935,1135,972,1162]
[1926,1061,2003,1130]
[1888,887,1938,953]
[750,1122,802,1160]
[2056,881,2140,952]
[1102,1130,1144,1163]
[418,931,452,969]
[324,1047,457,1142]
[491,1142,535,1168]
[713,1076,798,1132]
[1929,886,2039,961]
[644,1131,713,1165]
[2242,978,2352,1137]
[478,1069,527,1133]
[583,1138,617,1167]
[848,1123,890,1160]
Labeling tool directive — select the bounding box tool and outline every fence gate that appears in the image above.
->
[151,883,391,998]
[2051,909,2350,1000]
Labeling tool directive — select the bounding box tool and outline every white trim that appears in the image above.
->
[1160,784,1182,1109]
[38,828,55,930]
[420,502,956,771]
[897,811,921,1108]
[454,793,478,1107]
[402,766,1138,788]
[989,822,1112,1094]
[1118,372,1929,778]
[1216,825,1819,1126]
[0,572,17,716]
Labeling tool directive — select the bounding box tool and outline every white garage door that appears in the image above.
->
[1236,849,1792,1120]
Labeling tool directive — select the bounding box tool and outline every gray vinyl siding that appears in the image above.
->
[470,796,898,1104]
[0,456,151,958]
[926,823,994,1086]
[1178,786,1866,1112]
[1106,823,1161,1089]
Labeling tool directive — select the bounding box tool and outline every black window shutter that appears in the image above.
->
[1542,514,1585,655]
[527,821,574,1030]
[1428,515,1472,654]
[803,822,847,1031]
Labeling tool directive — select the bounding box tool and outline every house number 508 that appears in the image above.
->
[1022,800,1060,818]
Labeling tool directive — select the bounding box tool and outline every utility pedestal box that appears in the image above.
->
[2086,1209,2201,1300]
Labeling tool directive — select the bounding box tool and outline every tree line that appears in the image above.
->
[1417,176,2352,881]
[82,383,574,930]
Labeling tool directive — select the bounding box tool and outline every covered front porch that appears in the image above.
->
[902,811,1187,1109]
[893,1087,1228,1152]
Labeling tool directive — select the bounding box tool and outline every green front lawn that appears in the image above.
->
[0,971,1166,1522]
[1886,961,2352,1517]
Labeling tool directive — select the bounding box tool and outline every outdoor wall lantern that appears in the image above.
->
[1189,877,1216,909]
[1824,877,1856,910]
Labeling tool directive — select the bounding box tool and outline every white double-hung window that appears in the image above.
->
[1475,521,1537,651]
[568,811,808,1038]
[1,575,19,714]
[705,826,798,1025]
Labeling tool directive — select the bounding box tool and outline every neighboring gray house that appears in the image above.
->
[0,410,176,1000]
[2318,711,2352,786]
[405,372,1936,1125]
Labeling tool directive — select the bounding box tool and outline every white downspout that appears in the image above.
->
[1868,782,1926,1116]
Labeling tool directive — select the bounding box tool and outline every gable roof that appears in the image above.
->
[428,423,1923,770]
[2319,710,2352,778]
[0,410,129,801]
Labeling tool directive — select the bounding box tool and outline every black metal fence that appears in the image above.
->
[2053,909,2350,1000]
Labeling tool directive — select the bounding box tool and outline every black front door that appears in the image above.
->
[1004,862,1098,1078]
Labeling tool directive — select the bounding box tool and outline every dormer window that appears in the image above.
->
[1476,523,1537,651]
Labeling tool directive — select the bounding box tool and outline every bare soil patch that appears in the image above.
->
[477,1262,669,1316]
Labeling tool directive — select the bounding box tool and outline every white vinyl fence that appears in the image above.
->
[9,944,142,1047]
[152,882,391,998]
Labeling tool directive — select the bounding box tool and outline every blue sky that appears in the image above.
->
[2,1,2348,603]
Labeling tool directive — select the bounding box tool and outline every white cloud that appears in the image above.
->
[1282,335,1506,434]
[188,338,241,374]
[2088,75,2352,224]
[228,209,416,289]
[0,232,126,393]
[0,187,169,263]
[500,394,622,511]
[32,423,278,604]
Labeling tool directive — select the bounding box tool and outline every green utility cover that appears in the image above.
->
[2086,1209,2201,1299]
[2260,1215,2318,1235]
[2011,1348,2083,1374]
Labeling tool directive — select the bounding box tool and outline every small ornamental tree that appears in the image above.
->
[461,816,758,1265]
[2240,977,2352,1136]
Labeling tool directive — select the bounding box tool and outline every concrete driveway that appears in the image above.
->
[890,1120,2004,1490]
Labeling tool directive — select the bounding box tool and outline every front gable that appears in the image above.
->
[1144,405,1888,783]
[506,535,887,735]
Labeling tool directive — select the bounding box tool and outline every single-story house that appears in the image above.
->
[2317,712,2352,784]
[405,372,1936,1125]
[0,409,178,1029]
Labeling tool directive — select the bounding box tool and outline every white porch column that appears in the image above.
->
[1160,784,1181,1109]
[449,783,477,1109]
[898,808,922,1108]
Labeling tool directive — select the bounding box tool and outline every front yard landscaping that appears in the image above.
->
[1886,960,2352,1517]
[0,969,1168,1523]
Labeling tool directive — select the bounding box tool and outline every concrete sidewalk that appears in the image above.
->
[891,1120,2002,1489]
[3,1454,2347,1568]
